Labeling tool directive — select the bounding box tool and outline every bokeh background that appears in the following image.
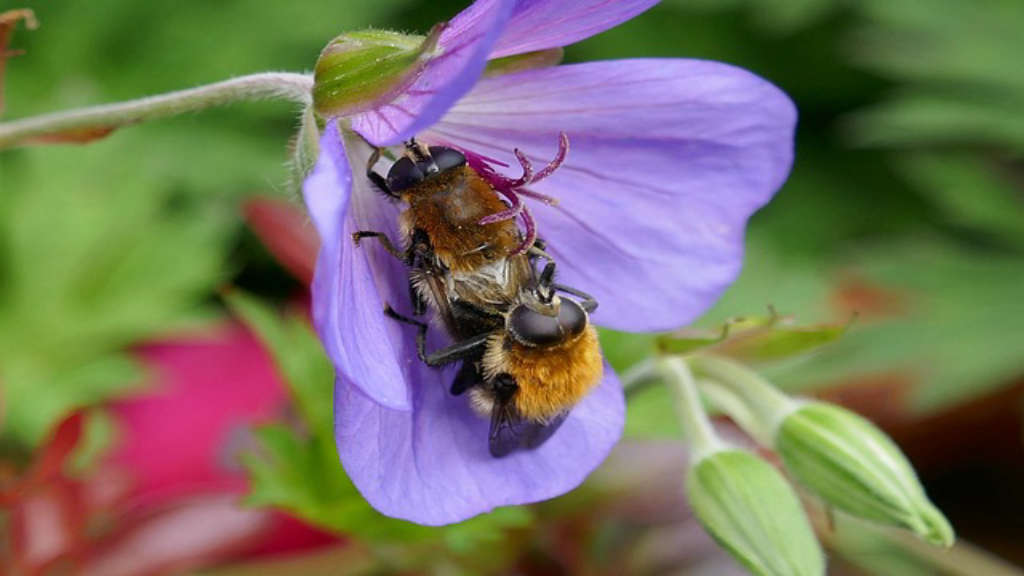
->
[2,1,1023,574]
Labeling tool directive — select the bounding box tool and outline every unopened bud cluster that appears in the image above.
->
[654,353,954,576]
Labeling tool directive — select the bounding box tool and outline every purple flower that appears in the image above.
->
[303,0,796,525]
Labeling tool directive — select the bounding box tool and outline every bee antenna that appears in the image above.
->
[405,138,439,174]
[539,262,556,287]
[538,262,556,302]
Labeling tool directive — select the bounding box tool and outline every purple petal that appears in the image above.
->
[350,0,516,146]
[303,121,420,410]
[491,0,660,59]
[425,59,797,332]
[335,361,624,525]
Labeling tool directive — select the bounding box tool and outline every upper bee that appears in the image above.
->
[386,146,467,193]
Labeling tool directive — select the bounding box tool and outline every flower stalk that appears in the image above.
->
[688,354,798,443]
[624,356,825,575]
[0,72,313,148]
[686,355,954,547]
[656,356,723,459]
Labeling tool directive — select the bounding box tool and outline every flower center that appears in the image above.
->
[461,132,569,255]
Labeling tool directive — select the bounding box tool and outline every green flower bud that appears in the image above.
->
[312,27,441,118]
[482,48,564,78]
[688,450,825,576]
[776,402,954,547]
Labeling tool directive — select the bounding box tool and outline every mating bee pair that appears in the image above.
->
[352,139,603,457]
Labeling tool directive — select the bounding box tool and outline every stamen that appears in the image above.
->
[478,187,523,225]
[531,131,569,184]
[517,187,560,206]
[441,134,570,253]
[508,149,534,188]
[512,203,538,256]
[474,162,520,190]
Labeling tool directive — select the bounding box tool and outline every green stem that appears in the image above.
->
[618,358,659,397]
[0,72,313,148]
[694,377,769,445]
[688,355,798,439]
[658,357,724,459]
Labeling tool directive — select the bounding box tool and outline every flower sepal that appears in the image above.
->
[312,26,443,118]
[776,402,955,547]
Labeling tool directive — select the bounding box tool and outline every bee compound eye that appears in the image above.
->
[508,305,564,347]
[428,146,467,172]
[386,157,424,192]
[558,299,588,339]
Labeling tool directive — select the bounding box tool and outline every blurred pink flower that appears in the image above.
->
[3,323,335,575]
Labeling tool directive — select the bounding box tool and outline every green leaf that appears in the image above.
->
[849,0,1024,151]
[714,319,850,364]
[0,145,232,447]
[766,240,1024,413]
[897,152,1024,249]
[657,310,848,364]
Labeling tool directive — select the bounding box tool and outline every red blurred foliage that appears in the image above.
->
[242,197,319,287]
[831,273,911,321]
[0,8,38,117]
[1,325,336,576]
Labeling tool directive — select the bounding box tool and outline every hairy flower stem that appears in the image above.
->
[0,72,313,148]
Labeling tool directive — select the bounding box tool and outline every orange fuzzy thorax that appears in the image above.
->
[400,165,520,272]
[482,326,604,423]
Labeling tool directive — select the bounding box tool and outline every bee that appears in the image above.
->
[353,140,549,336]
[384,262,604,457]
[353,140,603,456]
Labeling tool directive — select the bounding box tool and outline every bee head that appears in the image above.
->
[507,297,588,348]
[386,143,467,193]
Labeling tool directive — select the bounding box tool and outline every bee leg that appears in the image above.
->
[409,228,433,268]
[409,278,427,316]
[527,243,553,266]
[366,148,400,199]
[552,282,599,313]
[384,304,491,367]
[351,230,408,263]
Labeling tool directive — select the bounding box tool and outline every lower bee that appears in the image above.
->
[384,262,603,457]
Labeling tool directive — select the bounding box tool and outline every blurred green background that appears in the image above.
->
[2,0,1023,574]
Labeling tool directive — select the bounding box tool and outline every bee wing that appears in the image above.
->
[488,399,568,458]
[417,265,458,332]
[450,359,482,396]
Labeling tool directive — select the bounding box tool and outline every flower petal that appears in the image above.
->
[425,59,797,331]
[335,361,625,525]
[490,0,660,59]
[350,0,516,146]
[303,122,418,410]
